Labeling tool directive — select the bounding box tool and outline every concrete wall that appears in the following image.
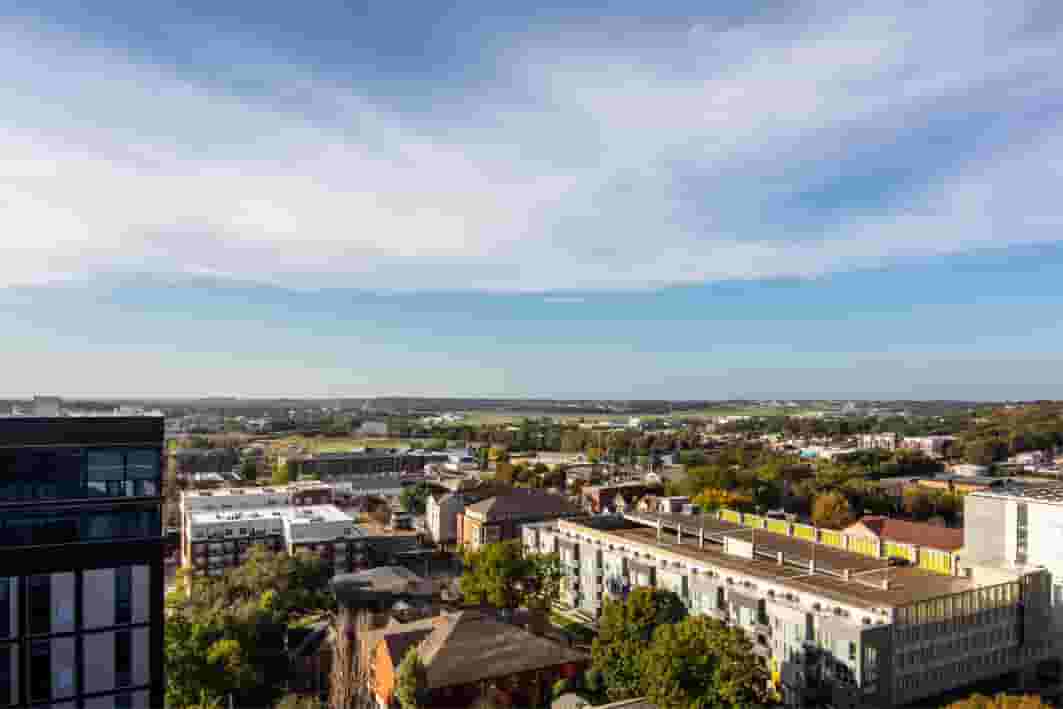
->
[964,496,1008,565]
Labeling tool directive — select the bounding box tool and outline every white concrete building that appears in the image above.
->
[183,504,365,577]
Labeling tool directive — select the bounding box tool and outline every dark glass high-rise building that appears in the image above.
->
[0,418,164,709]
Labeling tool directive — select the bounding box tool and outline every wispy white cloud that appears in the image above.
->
[1,2,1061,292]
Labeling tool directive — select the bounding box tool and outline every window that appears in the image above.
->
[115,630,132,687]
[1016,503,1028,565]
[849,641,857,662]
[28,575,51,635]
[87,450,125,497]
[30,640,50,702]
[126,450,160,496]
[115,567,132,625]
[0,644,11,706]
[115,693,133,709]
[0,579,8,639]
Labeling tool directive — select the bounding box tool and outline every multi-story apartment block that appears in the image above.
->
[183,504,367,577]
[0,417,165,709]
[526,511,1055,709]
[857,433,900,452]
[179,485,365,577]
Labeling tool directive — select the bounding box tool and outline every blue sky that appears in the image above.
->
[2,1,1062,399]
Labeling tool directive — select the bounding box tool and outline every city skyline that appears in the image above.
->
[3,1,1063,398]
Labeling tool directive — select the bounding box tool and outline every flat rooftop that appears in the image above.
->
[565,514,975,610]
[971,482,1063,504]
[190,504,359,528]
[182,483,332,498]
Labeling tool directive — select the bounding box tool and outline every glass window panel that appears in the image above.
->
[83,513,119,540]
[137,479,159,496]
[0,579,8,639]
[30,640,50,703]
[115,629,131,685]
[0,644,11,707]
[29,576,50,635]
[125,450,159,480]
[87,451,124,482]
[115,569,132,625]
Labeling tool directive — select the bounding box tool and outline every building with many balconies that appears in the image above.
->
[182,504,367,578]
[525,510,1055,708]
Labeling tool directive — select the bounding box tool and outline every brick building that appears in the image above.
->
[457,489,581,549]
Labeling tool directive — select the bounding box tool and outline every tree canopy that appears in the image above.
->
[395,648,428,709]
[812,490,855,529]
[591,588,687,701]
[165,547,334,708]
[399,482,431,515]
[639,616,770,709]
[459,540,561,611]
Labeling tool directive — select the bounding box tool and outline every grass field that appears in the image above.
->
[457,406,818,426]
[268,435,412,453]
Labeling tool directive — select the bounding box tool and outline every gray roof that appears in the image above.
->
[331,566,435,605]
[372,610,587,689]
[465,488,581,520]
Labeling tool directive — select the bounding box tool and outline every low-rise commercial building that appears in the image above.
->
[526,511,1055,708]
[285,450,448,479]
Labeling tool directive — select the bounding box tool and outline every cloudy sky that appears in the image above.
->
[2,0,1062,399]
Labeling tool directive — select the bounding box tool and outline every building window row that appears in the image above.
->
[0,508,160,548]
[0,447,161,503]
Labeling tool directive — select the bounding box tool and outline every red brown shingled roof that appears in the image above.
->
[852,516,964,551]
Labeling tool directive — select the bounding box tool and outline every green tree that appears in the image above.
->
[460,541,561,611]
[165,548,334,708]
[240,458,259,481]
[274,694,324,709]
[639,616,769,709]
[271,460,290,485]
[812,490,854,529]
[395,648,428,709]
[591,588,687,701]
[400,482,431,515]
